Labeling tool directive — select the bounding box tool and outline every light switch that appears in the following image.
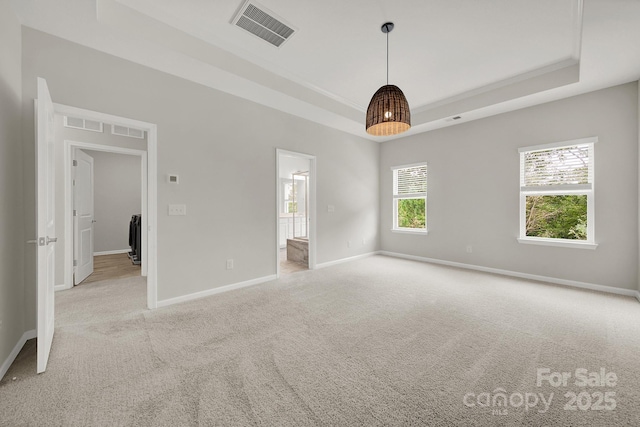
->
[168,204,186,216]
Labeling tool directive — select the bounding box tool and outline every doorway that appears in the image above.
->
[62,141,147,288]
[35,78,158,374]
[276,149,316,276]
[52,103,158,310]
[70,147,144,286]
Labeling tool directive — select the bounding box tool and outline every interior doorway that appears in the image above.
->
[52,103,158,310]
[35,77,158,373]
[63,141,147,289]
[276,149,316,276]
[70,147,144,285]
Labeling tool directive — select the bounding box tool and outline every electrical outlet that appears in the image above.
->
[327,205,335,213]
[466,245,473,253]
[226,259,234,269]
[362,238,366,246]
[168,204,187,216]
[347,240,352,248]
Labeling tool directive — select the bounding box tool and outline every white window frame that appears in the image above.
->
[63,116,104,133]
[392,162,427,234]
[517,137,598,249]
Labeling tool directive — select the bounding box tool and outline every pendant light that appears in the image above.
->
[366,22,411,136]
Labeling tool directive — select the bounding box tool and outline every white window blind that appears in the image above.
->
[394,164,427,196]
[520,143,593,193]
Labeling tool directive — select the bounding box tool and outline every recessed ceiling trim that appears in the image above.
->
[231,0,296,48]
[571,0,584,59]
[412,58,579,115]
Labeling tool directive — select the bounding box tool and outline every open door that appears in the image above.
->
[36,77,56,373]
[73,150,94,284]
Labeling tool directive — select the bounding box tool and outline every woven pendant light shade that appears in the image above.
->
[365,84,411,136]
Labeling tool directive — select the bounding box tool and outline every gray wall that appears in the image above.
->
[0,0,25,373]
[21,28,380,307]
[381,82,639,291]
[88,150,141,253]
[53,115,145,285]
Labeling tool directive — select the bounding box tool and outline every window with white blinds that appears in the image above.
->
[518,137,597,247]
[392,163,427,232]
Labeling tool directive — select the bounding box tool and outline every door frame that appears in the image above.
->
[64,142,147,287]
[275,149,317,277]
[54,103,158,309]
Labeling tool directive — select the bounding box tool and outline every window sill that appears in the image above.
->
[392,229,428,235]
[517,237,598,250]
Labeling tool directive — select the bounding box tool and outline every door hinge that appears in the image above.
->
[73,260,77,267]
[73,160,78,166]
[73,210,78,216]
[73,179,75,186]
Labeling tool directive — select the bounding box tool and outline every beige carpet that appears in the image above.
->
[1,255,639,426]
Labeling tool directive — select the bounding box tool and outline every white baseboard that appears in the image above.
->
[315,252,378,269]
[54,284,71,292]
[1,329,36,381]
[379,251,640,299]
[94,249,130,256]
[635,291,640,303]
[157,274,277,308]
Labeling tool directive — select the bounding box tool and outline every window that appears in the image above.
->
[63,116,103,133]
[392,163,427,232]
[518,137,597,249]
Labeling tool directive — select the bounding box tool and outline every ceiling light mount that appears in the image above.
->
[366,22,411,136]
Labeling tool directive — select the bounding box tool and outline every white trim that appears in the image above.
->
[315,252,378,269]
[571,0,584,60]
[0,330,36,380]
[635,291,640,304]
[63,116,104,133]
[54,284,67,292]
[390,161,428,171]
[54,102,158,310]
[391,229,428,235]
[156,275,277,308]
[111,124,145,139]
[520,184,592,194]
[379,251,639,298]
[517,237,598,250]
[275,149,317,278]
[94,249,131,256]
[518,136,598,152]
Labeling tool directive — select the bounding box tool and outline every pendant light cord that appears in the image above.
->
[386,30,389,85]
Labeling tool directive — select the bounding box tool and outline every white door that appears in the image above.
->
[74,150,94,284]
[36,77,56,374]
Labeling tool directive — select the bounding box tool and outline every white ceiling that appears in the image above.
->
[13,0,640,142]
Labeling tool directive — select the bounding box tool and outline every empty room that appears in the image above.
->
[1,0,639,426]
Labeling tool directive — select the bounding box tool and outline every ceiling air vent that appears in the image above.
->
[232,1,296,47]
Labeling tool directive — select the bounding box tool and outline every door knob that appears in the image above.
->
[92,220,97,223]
[46,236,58,245]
